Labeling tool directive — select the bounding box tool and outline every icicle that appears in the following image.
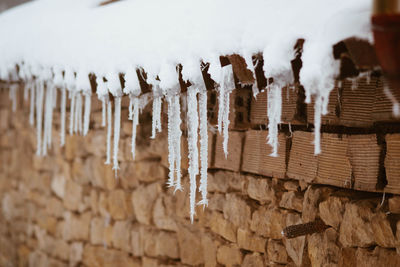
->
[29,81,35,126]
[351,78,357,90]
[74,92,83,134]
[187,88,199,222]
[131,97,139,160]
[173,95,182,192]
[113,97,121,175]
[35,80,44,156]
[222,89,231,158]
[217,65,235,157]
[128,97,134,120]
[105,98,112,165]
[313,95,323,155]
[60,88,66,146]
[69,91,76,135]
[166,95,176,187]
[42,84,54,155]
[198,89,208,207]
[9,84,17,112]
[101,97,106,127]
[151,96,162,139]
[83,93,91,136]
[267,84,282,157]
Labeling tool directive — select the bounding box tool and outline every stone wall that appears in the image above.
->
[1,87,400,267]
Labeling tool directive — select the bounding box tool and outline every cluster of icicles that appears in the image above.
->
[4,62,298,221]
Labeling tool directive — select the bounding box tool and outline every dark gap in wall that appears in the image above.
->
[376,133,388,190]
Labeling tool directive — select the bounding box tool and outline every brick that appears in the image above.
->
[349,134,380,191]
[315,133,352,188]
[242,130,286,178]
[340,77,375,127]
[373,76,400,122]
[385,134,400,194]
[287,131,318,183]
[228,88,252,130]
[213,131,243,171]
[250,90,268,125]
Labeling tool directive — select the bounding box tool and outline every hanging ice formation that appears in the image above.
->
[266,83,282,157]
[123,69,142,160]
[198,87,208,207]
[76,71,92,136]
[217,65,235,158]
[107,72,123,174]
[150,78,163,139]
[64,69,76,136]
[187,86,199,221]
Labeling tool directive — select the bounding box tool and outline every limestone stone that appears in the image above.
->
[339,201,375,247]
[237,228,266,253]
[302,186,333,222]
[45,197,64,218]
[121,161,166,184]
[250,207,286,239]
[216,244,243,267]
[108,189,132,220]
[90,217,113,247]
[201,234,218,267]
[112,221,132,252]
[209,211,237,242]
[177,226,204,265]
[52,239,70,261]
[131,182,161,225]
[389,196,400,214]
[142,257,158,267]
[90,190,98,215]
[63,179,83,211]
[36,215,58,236]
[152,196,178,232]
[71,157,91,185]
[283,180,300,191]
[267,239,287,264]
[354,247,400,267]
[131,226,143,257]
[83,245,140,267]
[319,196,349,229]
[284,213,305,266]
[140,227,157,257]
[62,211,91,241]
[371,212,396,248]
[247,176,276,204]
[84,130,106,157]
[51,174,66,199]
[208,171,229,193]
[223,193,251,229]
[88,157,116,190]
[242,253,264,267]
[279,191,303,212]
[69,242,83,266]
[208,193,225,212]
[156,231,179,259]
[308,228,340,267]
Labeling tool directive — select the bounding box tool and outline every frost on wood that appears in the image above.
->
[187,87,199,221]
[267,84,282,157]
[217,65,235,158]
[198,88,208,207]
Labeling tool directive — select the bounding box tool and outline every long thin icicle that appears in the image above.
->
[198,89,208,207]
[113,97,121,174]
[151,96,162,139]
[131,97,140,160]
[173,95,182,192]
[217,65,235,158]
[60,87,66,146]
[187,87,199,222]
[69,91,75,135]
[105,98,112,165]
[9,84,17,112]
[166,95,176,187]
[42,84,52,155]
[35,80,44,156]
[267,84,282,157]
[83,93,91,136]
[77,93,83,134]
[29,81,35,126]
[313,95,322,155]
